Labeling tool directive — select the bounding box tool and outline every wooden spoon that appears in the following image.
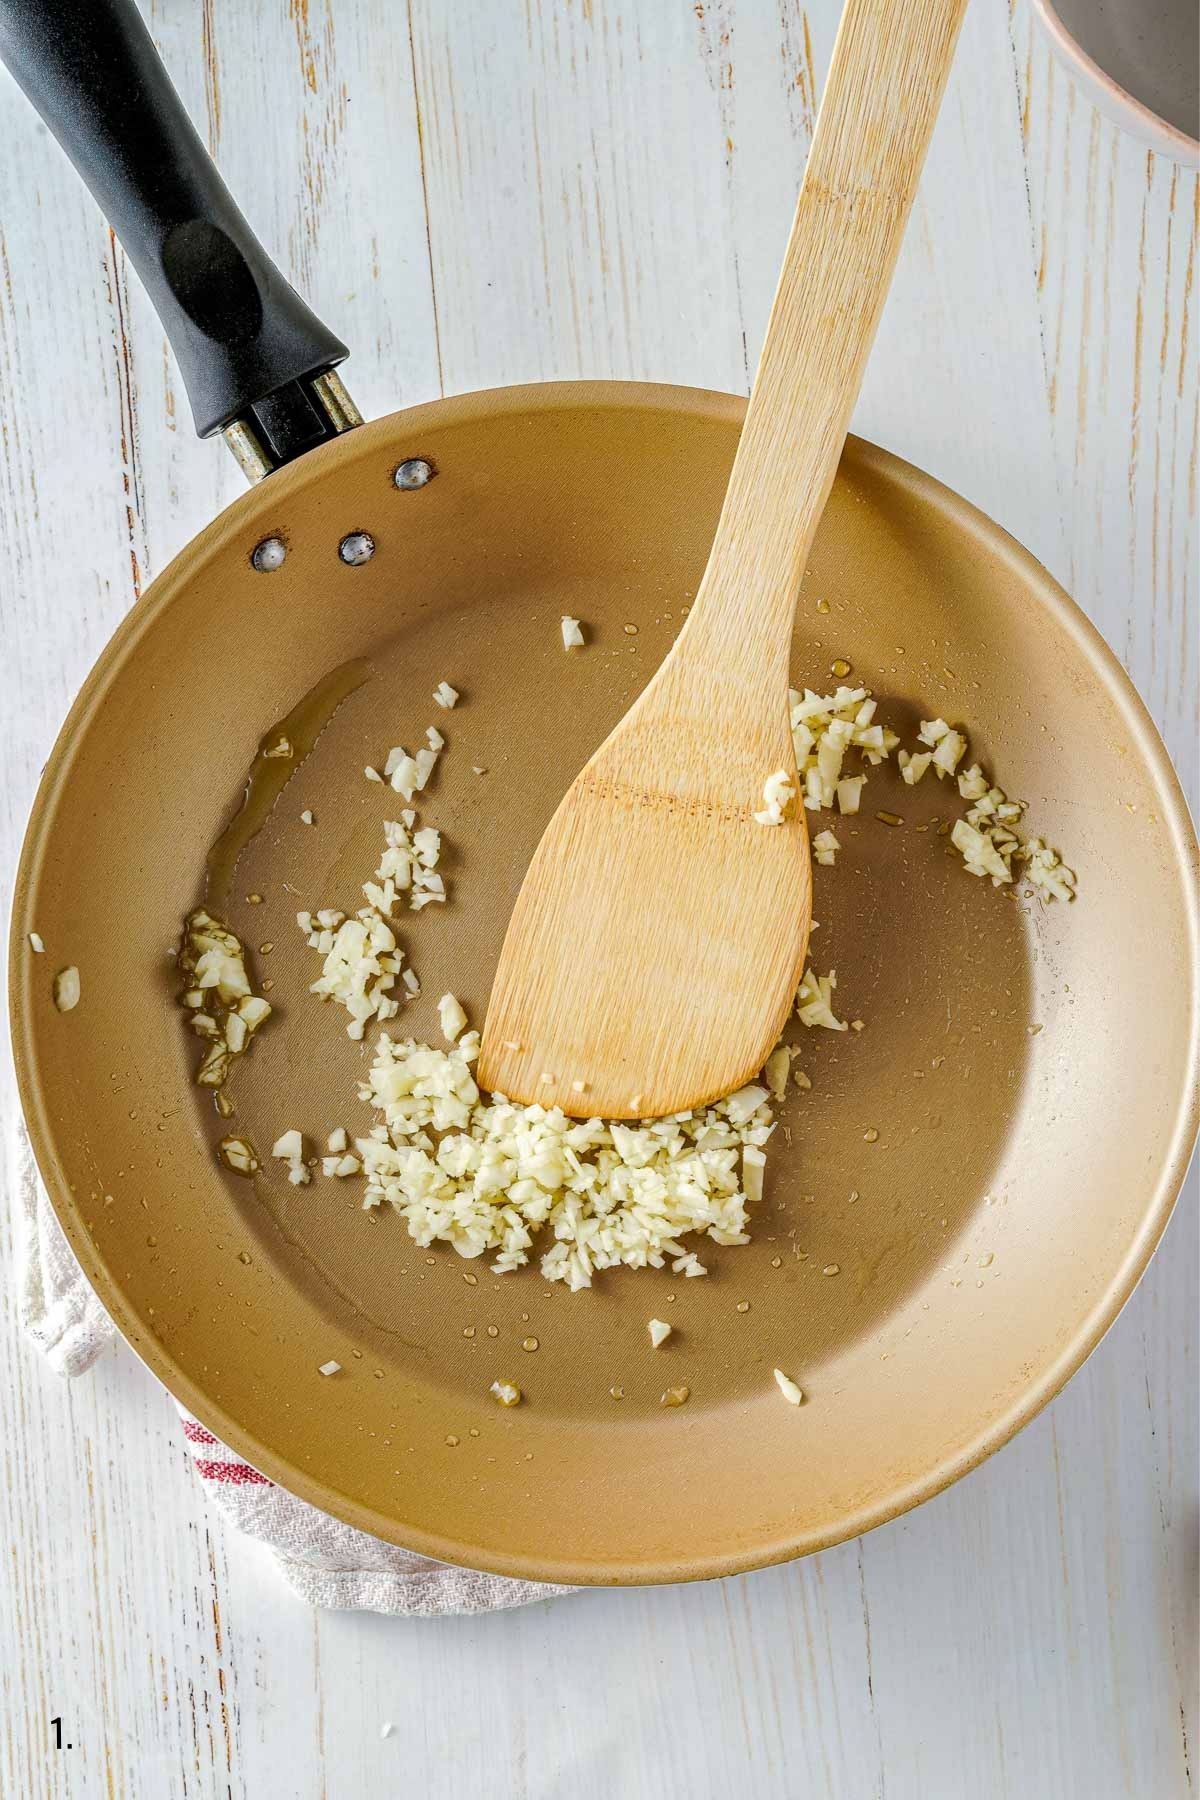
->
[480,0,968,1119]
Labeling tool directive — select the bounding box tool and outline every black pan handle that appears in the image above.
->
[0,0,359,476]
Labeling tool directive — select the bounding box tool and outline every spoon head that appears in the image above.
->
[479,729,812,1118]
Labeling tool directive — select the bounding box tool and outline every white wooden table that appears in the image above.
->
[1,3,1195,1795]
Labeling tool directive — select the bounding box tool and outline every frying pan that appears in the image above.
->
[6,0,1198,1586]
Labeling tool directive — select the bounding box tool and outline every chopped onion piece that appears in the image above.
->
[433,681,459,709]
[648,1319,672,1348]
[561,615,585,649]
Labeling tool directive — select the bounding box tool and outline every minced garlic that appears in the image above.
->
[177,911,271,1086]
[763,1044,794,1101]
[218,1135,260,1177]
[790,685,900,813]
[52,966,80,1012]
[355,1033,776,1292]
[753,768,795,826]
[898,749,932,785]
[795,965,847,1032]
[299,908,404,1040]
[1022,838,1077,901]
[272,1128,311,1185]
[437,993,468,1042]
[917,717,967,780]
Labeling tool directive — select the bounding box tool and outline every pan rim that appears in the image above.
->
[10,378,1200,1586]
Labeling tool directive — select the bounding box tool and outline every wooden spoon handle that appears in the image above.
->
[683,0,969,680]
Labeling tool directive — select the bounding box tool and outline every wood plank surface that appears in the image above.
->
[0,2,1194,1794]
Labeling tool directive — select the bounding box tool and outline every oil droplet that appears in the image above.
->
[623,622,639,635]
[874,811,904,828]
[848,1189,860,1204]
[462,1272,478,1286]
[246,893,263,905]
[258,942,274,954]
[863,1128,879,1143]
[770,1256,782,1268]
[610,1385,625,1399]
[736,1301,751,1314]
[486,1325,499,1338]
[469,1427,480,1438]
[237,1251,252,1266]
[445,1434,459,1447]
[977,1251,994,1267]
[462,1326,476,1339]
[830,658,851,677]
[146,1234,158,1247]
[816,598,831,614]
[352,1349,364,1359]
[660,1385,690,1408]
[424,1255,435,1266]
[521,1337,539,1352]
[822,1263,841,1276]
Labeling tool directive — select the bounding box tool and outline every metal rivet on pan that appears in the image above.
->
[251,536,287,572]
[393,458,434,490]
[338,531,375,565]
